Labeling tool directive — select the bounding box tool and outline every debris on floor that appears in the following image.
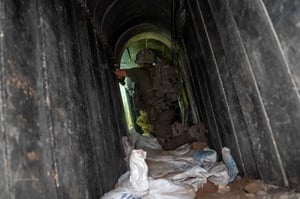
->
[101,149,195,199]
[196,177,300,199]
[101,133,300,199]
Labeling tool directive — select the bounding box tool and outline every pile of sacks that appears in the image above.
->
[101,133,239,199]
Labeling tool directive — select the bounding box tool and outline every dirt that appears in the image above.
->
[196,177,300,199]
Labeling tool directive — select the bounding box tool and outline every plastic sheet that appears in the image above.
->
[101,133,239,198]
[101,149,195,199]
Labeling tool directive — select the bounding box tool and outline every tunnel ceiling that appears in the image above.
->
[84,0,174,60]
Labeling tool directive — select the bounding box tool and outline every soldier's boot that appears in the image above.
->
[171,121,185,137]
[187,122,208,143]
[161,133,192,151]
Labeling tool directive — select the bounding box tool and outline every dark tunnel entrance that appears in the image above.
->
[0,0,300,198]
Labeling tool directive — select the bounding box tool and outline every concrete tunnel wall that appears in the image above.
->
[183,0,300,188]
[0,0,299,199]
[0,1,127,198]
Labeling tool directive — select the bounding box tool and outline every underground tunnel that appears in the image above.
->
[0,0,300,198]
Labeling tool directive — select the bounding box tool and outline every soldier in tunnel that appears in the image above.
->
[114,49,207,150]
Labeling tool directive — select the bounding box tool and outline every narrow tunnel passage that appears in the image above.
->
[0,0,300,198]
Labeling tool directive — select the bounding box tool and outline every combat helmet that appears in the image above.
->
[135,49,156,65]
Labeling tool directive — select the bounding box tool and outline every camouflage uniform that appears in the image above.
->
[118,49,207,150]
[124,63,193,150]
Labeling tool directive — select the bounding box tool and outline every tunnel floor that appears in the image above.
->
[196,177,299,199]
[101,133,300,198]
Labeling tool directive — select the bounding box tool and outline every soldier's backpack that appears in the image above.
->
[144,60,182,112]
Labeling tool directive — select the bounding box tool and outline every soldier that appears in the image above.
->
[114,49,206,150]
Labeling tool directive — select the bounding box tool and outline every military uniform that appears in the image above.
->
[124,67,194,150]
[115,49,206,150]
